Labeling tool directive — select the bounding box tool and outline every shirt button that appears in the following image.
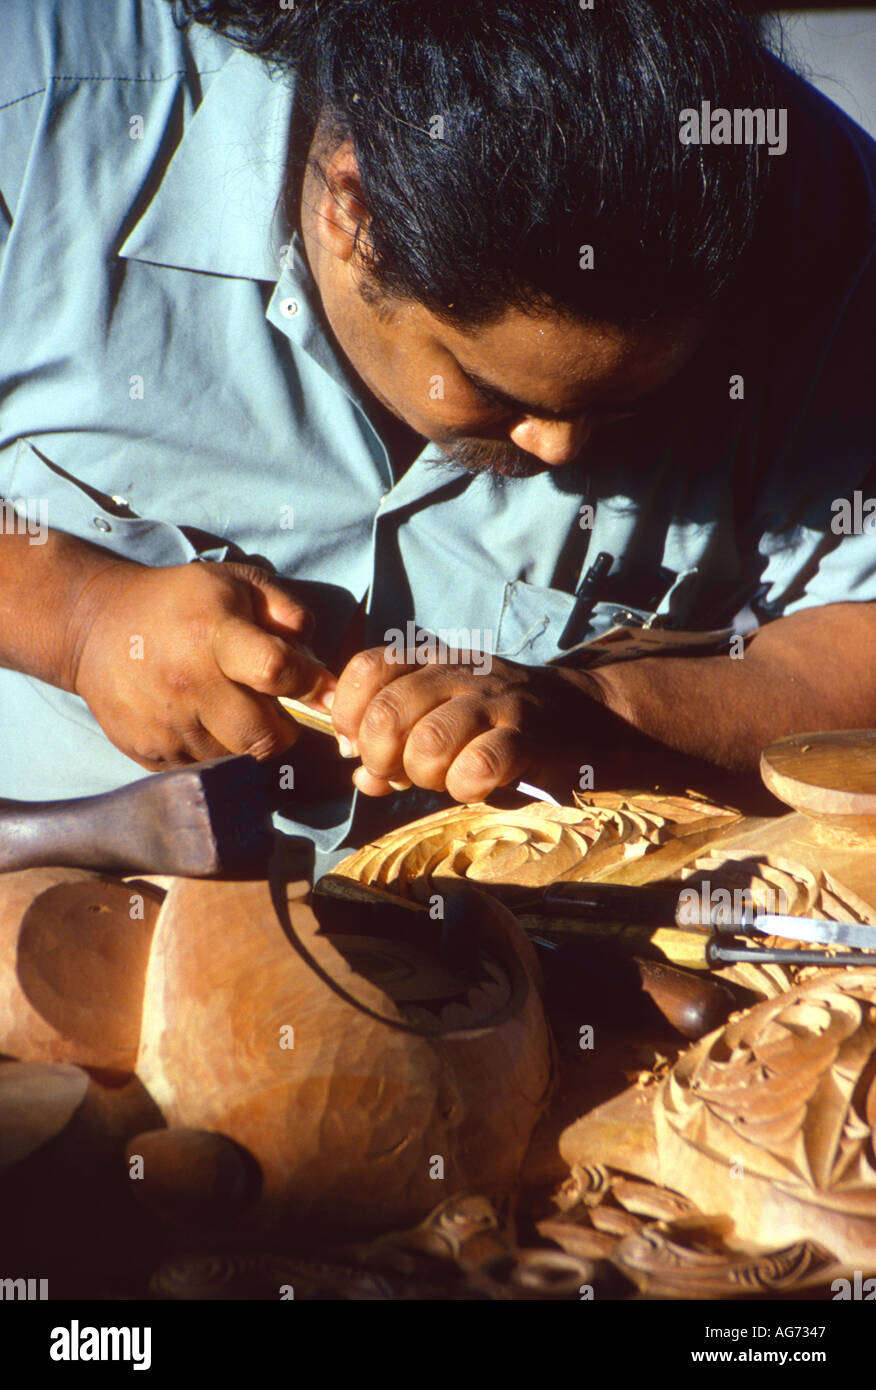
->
[93,517,112,533]
[280,297,300,318]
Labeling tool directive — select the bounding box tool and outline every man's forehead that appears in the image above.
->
[442,304,705,408]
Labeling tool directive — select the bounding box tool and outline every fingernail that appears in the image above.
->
[389,779,411,791]
[338,735,355,758]
[322,691,335,711]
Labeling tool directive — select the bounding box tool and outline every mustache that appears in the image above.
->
[429,435,549,480]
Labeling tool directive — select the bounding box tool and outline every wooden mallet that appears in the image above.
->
[0,754,281,877]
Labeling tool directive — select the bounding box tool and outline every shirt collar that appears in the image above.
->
[118,48,292,282]
[116,44,472,508]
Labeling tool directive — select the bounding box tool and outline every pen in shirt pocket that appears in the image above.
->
[575,550,614,601]
[557,550,615,649]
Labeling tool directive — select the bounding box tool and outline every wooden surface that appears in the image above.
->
[654,967,876,1266]
[761,728,876,827]
[0,733,874,1294]
[694,809,876,923]
[0,868,163,1072]
[135,874,553,1240]
[332,791,741,906]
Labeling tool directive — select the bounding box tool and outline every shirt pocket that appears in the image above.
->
[494,579,669,666]
[6,438,227,566]
[493,579,581,663]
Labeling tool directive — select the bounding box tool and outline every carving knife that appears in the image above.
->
[539,881,876,950]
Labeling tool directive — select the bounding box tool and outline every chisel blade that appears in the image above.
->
[751,914,876,951]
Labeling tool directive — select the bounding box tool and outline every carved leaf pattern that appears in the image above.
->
[659,969,876,1199]
[538,1167,834,1298]
[683,850,870,925]
[334,793,739,905]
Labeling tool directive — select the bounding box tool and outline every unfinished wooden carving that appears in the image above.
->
[0,868,162,1072]
[340,1171,836,1300]
[0,864,552,1243]
[655,967,876,1264]
[332,791,740,906]
[134,873,553,1240]
[537,1164,836,1298]
[2,726,874,1295]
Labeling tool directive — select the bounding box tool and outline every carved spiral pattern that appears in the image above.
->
[540,1168,835,1298]
[659,968,876,1198]
[613,1230,834,1296]
[334,792,738,905]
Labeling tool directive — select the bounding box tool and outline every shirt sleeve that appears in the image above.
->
[0,92,45,269]
[0,0,51,273]
[747,244,876,621]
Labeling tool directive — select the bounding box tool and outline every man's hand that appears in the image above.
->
[329,645,593,800]
[68,559,336,769]
[329,603,876,809]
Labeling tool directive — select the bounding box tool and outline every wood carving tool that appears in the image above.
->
[540,880,876,950]
[278,696,339,738]
[0,754,280,876]
[535,935,736,1040]
[705,940,875,967]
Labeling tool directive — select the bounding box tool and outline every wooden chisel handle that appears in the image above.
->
[543,939,736,1039]
[543,880,690,925]
[0,755,275,876]
[277,697,337,737]
[0,794,138,872]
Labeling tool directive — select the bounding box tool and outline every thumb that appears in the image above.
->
[212,614,336,705]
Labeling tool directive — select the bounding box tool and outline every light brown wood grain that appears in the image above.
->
[653,968,876,1265]
[135,874,552,1240]
[761,728,876,826]
[0,868,163,1071]
[277,696,336,737]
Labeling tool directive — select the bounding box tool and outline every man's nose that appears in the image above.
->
[508,415,592,465]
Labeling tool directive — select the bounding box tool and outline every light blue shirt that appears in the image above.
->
[1,0,874,868]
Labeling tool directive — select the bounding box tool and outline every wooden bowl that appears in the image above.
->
[135,873,553,1241]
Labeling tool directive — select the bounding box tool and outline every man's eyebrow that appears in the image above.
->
[456,364,644,420]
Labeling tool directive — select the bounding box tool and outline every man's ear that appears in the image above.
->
[313,141,369,263]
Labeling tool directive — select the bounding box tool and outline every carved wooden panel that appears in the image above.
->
[655,967,876,1264]
[333,792,740,906]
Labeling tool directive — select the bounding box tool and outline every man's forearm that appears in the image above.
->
[562,603,876,779]
[0,525,138,691]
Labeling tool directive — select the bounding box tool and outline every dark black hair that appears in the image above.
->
[171,0,777,327]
